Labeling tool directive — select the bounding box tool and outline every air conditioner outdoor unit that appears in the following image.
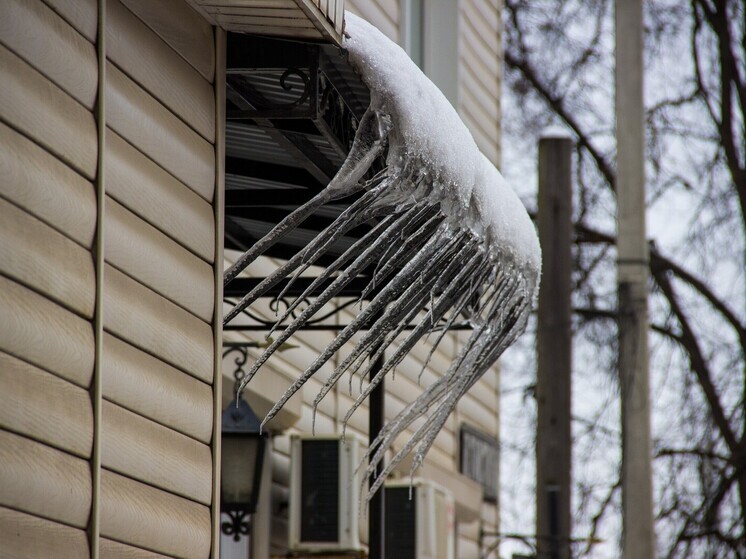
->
[384,478,455,559]
[288,434,367,552]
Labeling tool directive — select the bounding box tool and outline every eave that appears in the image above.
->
[186,0,344,46]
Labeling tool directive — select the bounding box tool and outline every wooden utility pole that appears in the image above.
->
[536,133,574,559]
[615,1,655,558]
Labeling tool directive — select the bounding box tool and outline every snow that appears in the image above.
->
[541,125,573,139]
[344,13,541,283]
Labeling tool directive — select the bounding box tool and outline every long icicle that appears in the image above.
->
[258,228,449,429]
[224,107,392,285]
[341,248,484,433]
[312,236,471,419]
[236,207,424,394]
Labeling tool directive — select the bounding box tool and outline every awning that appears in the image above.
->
[188,0,344,45]
[222,32,383,313]
[224,13,541,496]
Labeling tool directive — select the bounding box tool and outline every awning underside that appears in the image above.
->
[223,33,381,301]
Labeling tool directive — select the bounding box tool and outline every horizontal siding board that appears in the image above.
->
[0,506,89,559]
[103,333,213,444]
[211,14,315,27]
[0,351,93,458]
[203,6,306,17]
[457,538,480,559]
[107,131,214,263]
[297,403,336,434]
[104,265,214,383]
[100,538,175,559]
[102,401,213,505]
[106,62,215,201]
[42,0,97,42]
[459,51,500,101]
[0,43,97,179]
[460,99,497,150]
[460,67,499,122]
[108,0,215,142]
[272,450,291,486]
[0,430,91,528]
[0,122,96,248]
[106,197,214,321]
[100,470,212,559]
[458,393,497,434]
[0,197,95,318]
[346,0,398,42]
[465,0,499,32]
[121,0,215,82]
[377,0,399,27]
[214,24,322,38]
[0,275,95,388]
[461,4,499,52]
[0,0,97,108]
[460,24,498,77]
[465,370,499,411]
[196,0,298,7]
[461,110,497,164]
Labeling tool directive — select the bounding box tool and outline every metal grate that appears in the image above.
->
[300,439,339,542]
[385,486,417,558]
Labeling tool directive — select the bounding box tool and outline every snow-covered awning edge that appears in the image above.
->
[344,13,541,287]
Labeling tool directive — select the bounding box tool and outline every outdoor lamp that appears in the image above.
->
[221,346,269,541]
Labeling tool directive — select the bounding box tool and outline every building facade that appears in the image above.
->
[1,1,504,558]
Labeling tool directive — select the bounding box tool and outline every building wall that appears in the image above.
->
[229,4,504,556]
[459,0,502,166]
[0,1,222,557]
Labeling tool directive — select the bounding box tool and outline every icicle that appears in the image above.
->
[227,14,543,501]
[224,107,392,285]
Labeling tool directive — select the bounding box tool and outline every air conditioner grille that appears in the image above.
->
[384,486,417,558]
[300,439,339,542]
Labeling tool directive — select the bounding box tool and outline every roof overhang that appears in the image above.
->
[186,0,345,45]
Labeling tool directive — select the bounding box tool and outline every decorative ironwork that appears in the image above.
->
[223,344,251,394]
[223,295,475,332]
[221,509,251,542]
[318,72,358,156]
[226,67,313,119]
[279,67,312,108]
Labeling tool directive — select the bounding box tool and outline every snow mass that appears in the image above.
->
[344,13,541,283]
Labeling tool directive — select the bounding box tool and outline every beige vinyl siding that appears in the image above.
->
[0,43,98,178]
[0,2,220,558]
[99,470,212,559]
[1,0,98,108]
[99,2,217,557]
[102,333,214,444]
[0,430,92,528]
[0,352,94,458]
[106,129,215,262]
[0,197,96,317]
[0,276,96,387]
[0,506,90,559]
[346,0,399,41]
[459,0,502,166]
[119,0,216,82]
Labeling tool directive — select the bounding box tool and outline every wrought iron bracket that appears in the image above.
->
[221,509,251,542]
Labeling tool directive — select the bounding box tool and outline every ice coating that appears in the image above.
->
[344,13,541,279]
[223,11,542,501]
